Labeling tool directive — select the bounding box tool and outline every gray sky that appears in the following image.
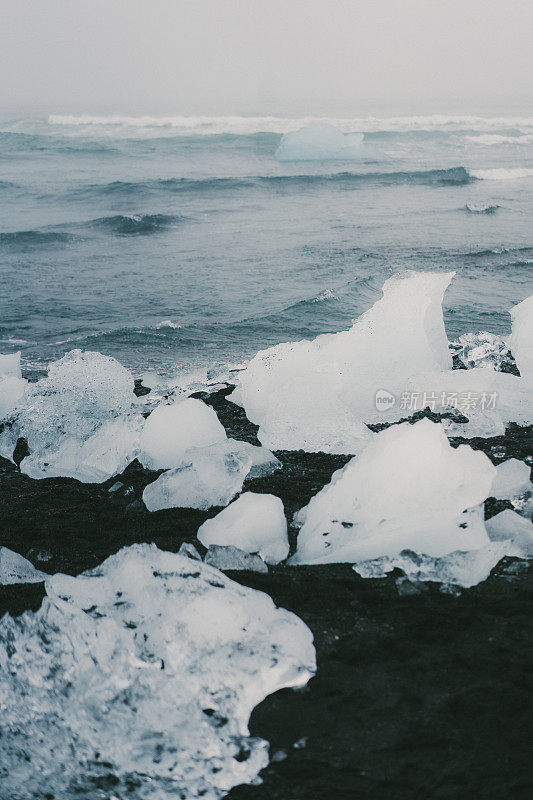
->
[1,0,532,114]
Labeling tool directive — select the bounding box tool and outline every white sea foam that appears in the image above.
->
[470,167,533,180]
[46,113,533,136]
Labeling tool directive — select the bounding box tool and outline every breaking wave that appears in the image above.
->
[469,167,533,180]
[464,203,500,214]
[89,213,187,235]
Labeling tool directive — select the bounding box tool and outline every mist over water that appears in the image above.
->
[1,113,532,378]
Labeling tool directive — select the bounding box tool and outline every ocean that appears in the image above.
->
[1,112,532,380]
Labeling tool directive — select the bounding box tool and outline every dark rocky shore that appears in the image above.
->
[1,387,532,799]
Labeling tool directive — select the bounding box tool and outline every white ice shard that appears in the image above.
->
[2,350,140,481]
[486,510,533,557]
[0,351,27,420]
[0,544,315,799]
[240,271,454,453]
[143,440,253,512]
[239,442,281,479]
[139,397,227,470]
[289,419,495,566]
[0,547,47,585]
[490,458,531,500]
[204,544,269,573]
[275,122,365,161]
[198,492,289,565]
[510,293,533,380]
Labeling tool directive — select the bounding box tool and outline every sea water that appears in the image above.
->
[1,113,532,379]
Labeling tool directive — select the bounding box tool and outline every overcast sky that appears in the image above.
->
[2,0,532,115]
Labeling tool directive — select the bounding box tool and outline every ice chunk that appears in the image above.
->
[0,544,315,799]
[177,541,202,560]
[205,544,269,573]
[454,331,512,370]
[490,458,531,500]
[289,419,495,566]
[354,542,511,588]
[198,492,289,565]
[20,415,143,482]
[275,122,365,161]
[2,350,140,480]
[239,442,281,479]
[143,440,252,511]
[0,350,27,419]
[240,271,454,453]
[486,510,533,557]
[510,293,533,380]
[139,397,227,470]
[0,547,47,585]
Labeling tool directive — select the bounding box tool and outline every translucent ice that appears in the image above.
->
[486,510,533,557]
[0,544,315,799]
[3,350,140,481]
[289,419,495,566]
[510,293,533,380]
[454,331,512,370]
[143,440,253,511]
[0,547,47,585]
[275,122,365,161]
[490,458,531,500]
[240,271,454,453]
[205,545,269,573]
[353,542,511,588]
[198,493,289,565]
[139,398,227,470]
[0,351,27,419]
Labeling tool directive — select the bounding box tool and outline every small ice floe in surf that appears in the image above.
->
[156,318,181,328]
[0,547,47,585]
[464,202,500,214]
[198,493,289,565]
[275,122,365,161]
[0,544,315,799]
[289,419,496,575]
[205,544,269,573]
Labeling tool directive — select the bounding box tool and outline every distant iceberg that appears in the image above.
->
[275,122,365,161]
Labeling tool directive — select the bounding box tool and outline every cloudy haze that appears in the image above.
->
[2,0,532,115]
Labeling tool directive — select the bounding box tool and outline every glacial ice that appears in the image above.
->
[490,458,531,500]
[2,349,141,482]
[353,543,512,588]
[143,440,253,511]
[289,419,495,567]
[454,331,512,370]
[275,122,365,161]
[0,547,47,585]
[139,397,227,470]
[239,271,454,453]
[0,544,316,799]
[486,510,533,557]
[510,293,533,380]
[198,493,289,565]
[205,544,269,573]
[0,351,27,420]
